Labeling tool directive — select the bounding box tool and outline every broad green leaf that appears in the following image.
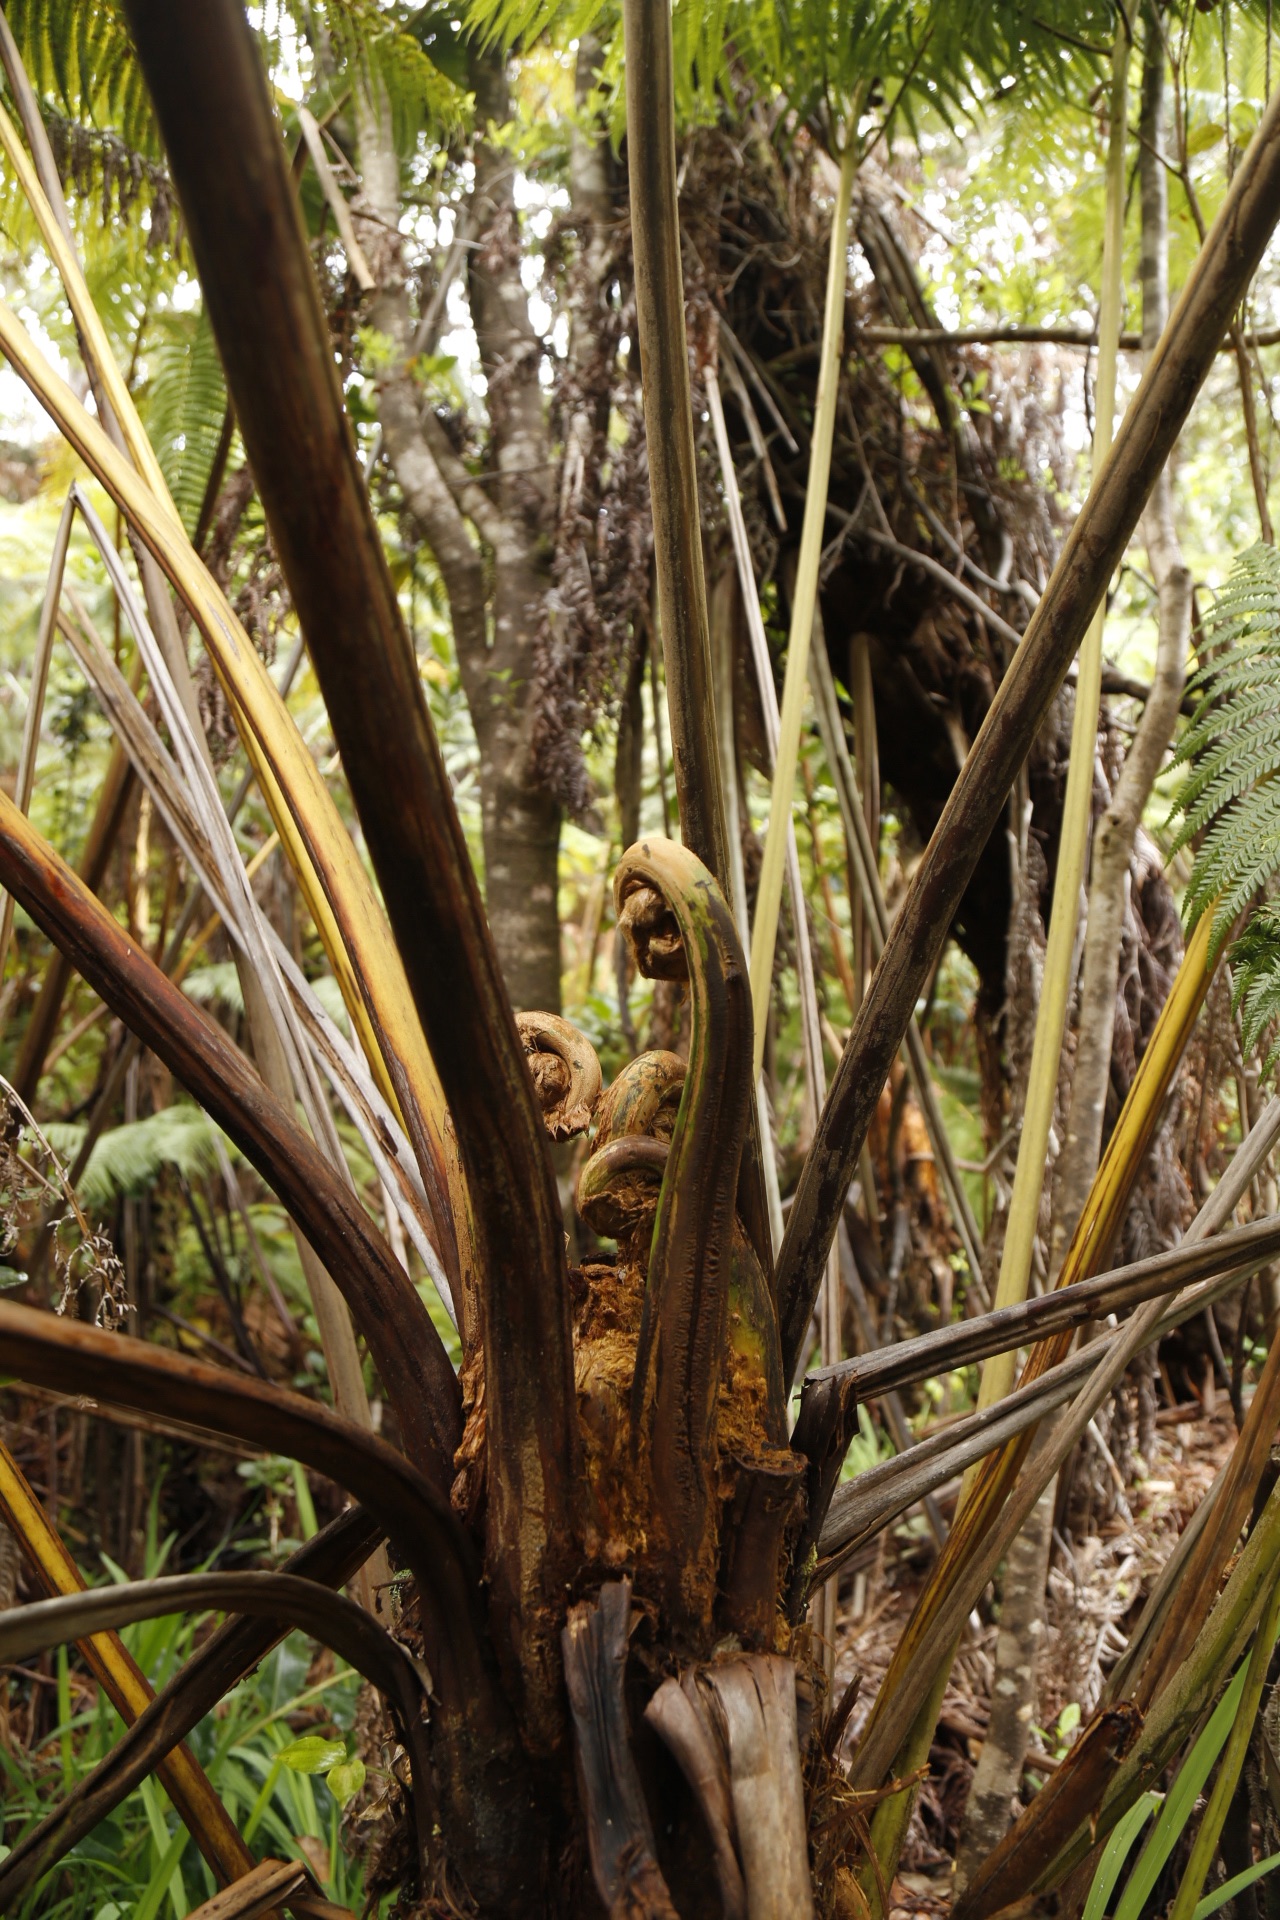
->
[277,1734,347,1775]
[325,1755,367,1806]
[1186,121,1226,155]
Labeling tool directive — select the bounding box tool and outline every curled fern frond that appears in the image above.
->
[1166,540,1280,961]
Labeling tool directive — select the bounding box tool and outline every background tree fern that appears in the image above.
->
[144,304,228,538]
[3,0,155,155]
[1168,540,1280,1067]
[44,1105,223,1209]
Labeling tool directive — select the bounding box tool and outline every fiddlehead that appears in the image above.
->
[516,1011,603,1141]
[613,837,755,1630]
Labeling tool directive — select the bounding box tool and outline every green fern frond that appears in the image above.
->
[1168,714,1280,846]
[181,960,245,1018]
[325,1,468,149]
[45,1105,225,1211]
[1184,784,1280,942]
[143,304,228,537]
[1231,905,1280,1077]
[463,0,1109,146]
[3,0,159,157]
[1166,542,1280,978]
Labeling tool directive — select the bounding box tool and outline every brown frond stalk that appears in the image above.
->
[776,75,1280,1356]
[617,839,756,1632]
[119,0,580,1742]
[0,785,460,1490]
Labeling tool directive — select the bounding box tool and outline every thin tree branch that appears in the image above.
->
[776,69,1280,1361]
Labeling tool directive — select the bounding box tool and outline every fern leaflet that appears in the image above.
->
[1167,541,1280,1074]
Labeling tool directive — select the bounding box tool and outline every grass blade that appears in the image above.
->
[1193,1851,1280,1920]
[0,1570,434,1882]
[1114,1667,1248,1920]
[0,1440,254,1893]
[0,1507,380,1909]
[1083,1791,1161,1920]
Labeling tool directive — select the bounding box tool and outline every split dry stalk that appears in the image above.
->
[0,489,71,977]
[749,142,856,1081]
[775,56,1280,1388]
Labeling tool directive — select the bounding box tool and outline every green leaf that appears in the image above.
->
[325,1754,366,1806]
[144,302,228,537]
[291,1459,319,1542]
[277,1734,347,1775]
[1186,122,1226,156]
[131,1820,190,1920]
[1194,1849,1280,1919]
[1114,1661,1251,1920]
[1083,1791,1161,1920]
[46,1104,225,1210]
[1164,541,1280,1058]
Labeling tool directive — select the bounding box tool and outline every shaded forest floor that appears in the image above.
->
[830,1399,1239,1916]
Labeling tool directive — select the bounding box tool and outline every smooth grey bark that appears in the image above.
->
[955,1485,1055,1890]
[1050,11,1192,1269]
[357,52,564,1013]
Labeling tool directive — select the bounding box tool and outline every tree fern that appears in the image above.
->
[180,960,244,1017]
[1168,542,1280,937]
[2,0,463,190]
[1229,905,1280,1076]
[1166,541,1280,1071]
[3,0,158,157]
[142,303,229,537]
[325,1,467,149]
[45,1104,224,1211]
[463,0,1112,138]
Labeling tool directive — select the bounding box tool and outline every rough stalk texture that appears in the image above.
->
[775,74,1280,1373]
[122,0,580,1751]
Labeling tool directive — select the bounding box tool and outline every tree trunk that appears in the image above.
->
[464,46,561,1013]
[1050,8,1191,1267]
[955,1486,1055,1887]
[358,50,563,1015]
